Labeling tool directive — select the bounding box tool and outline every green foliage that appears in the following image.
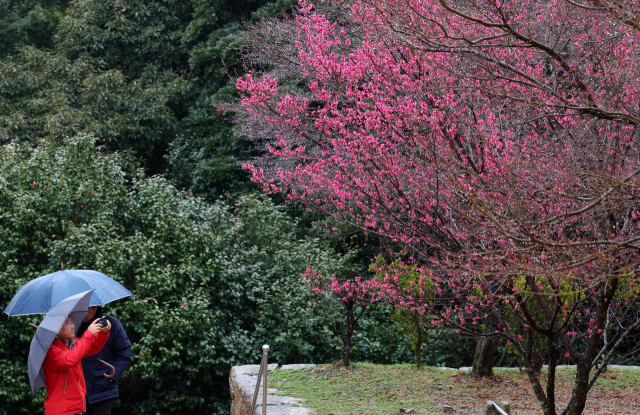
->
[370,255,436,368]
[0,135,349,414]
[391,308,430,368]
[55,0,192,78]
[349,304,474,369]
[166,0,297,197]
[349,303,414,364]
[166,85,250,197]
[0,0,194,174]
[0,0,68,57]
[0,46,186,173]
[0,0,298,195]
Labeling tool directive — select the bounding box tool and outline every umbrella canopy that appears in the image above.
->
[3,270,132,316]
[28,290,94,395]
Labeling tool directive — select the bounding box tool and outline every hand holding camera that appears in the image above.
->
[87,317,112,336]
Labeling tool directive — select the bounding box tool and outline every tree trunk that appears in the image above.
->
[341,335,351,367]
[472,334,497,376]
[546,338,557,415]
[414,317,423,369]
[340,300,357,367]
[526,328,543,372]
[568,361,591,415]
[567,278,619,415]
[497,345,508,368]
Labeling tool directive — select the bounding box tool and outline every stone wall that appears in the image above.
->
[229,364,316,415]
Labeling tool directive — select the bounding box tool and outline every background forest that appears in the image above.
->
[0,1,475,414]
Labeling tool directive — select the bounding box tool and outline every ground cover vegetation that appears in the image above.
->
[0,1,476,413]
[236,1,640,414]
[268,364,640,415]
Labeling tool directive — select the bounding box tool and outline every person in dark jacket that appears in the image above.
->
[77,306,132,415]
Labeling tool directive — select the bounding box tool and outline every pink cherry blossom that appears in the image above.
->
[238,1,640,414]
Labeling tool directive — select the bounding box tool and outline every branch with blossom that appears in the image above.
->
[237,0,640,413]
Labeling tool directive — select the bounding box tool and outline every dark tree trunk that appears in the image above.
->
[566,278,619,415]
[568,361,592,415]
[497,345,508,368]
[526,328,543,372]
[472,333,497,376]
[414,315,423,369]
[546,337,557,415]
[341,334,351,367]
[339,299,362,368]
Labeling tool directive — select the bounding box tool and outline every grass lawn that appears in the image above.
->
[268,363,640,415]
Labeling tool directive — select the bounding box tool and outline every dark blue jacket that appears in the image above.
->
[80,313,132,404]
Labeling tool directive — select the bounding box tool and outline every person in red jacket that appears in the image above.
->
[42,315,111,415]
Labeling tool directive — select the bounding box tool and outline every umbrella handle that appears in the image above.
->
[86,354,116,378]
[29,323,38,329]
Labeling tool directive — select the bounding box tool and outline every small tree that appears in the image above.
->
[304,269,372,367]
[391,308,430,369]
[370,255,435,369]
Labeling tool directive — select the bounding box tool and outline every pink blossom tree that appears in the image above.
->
[304,267,375,367]
[235,0,640,413]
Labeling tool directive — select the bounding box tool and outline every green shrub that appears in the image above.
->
[0,135,347,414]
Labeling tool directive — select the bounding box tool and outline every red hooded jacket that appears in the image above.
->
[42,329,109,415]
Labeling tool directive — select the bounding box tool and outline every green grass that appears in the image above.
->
[267,363,640,415]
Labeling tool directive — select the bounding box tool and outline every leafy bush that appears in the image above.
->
[0,135,349,414]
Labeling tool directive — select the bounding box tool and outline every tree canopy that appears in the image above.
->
[0,47,185,169]
[0,0,294,190]
[0,0,69,57]
[237,1,640,414]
